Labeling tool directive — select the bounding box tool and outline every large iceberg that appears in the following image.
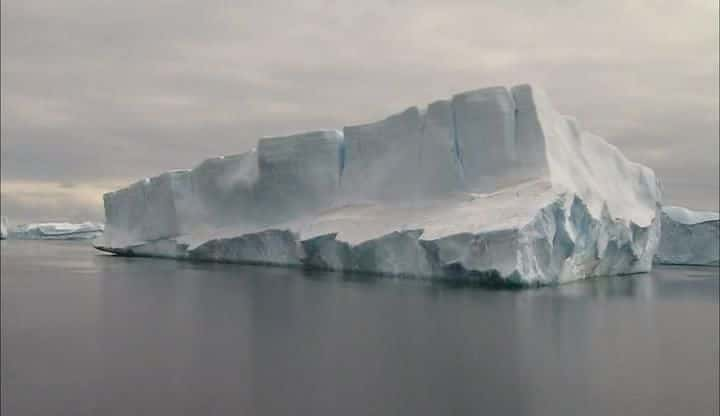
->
[95,84,663,285]
[654,206,719,266]
[11,222,104,240]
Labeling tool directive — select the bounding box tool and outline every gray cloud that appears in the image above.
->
[1,0,718,224]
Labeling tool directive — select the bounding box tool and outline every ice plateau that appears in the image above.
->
[654,206,719,266]
[96,84,665,286]
[11,222,104,240]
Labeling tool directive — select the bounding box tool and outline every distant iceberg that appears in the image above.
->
[655,206,719,266]
[1,216,7,240]
[11,222,104,240]
[95,84,664,286]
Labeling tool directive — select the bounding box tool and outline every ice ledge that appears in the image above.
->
[95,193,660,286]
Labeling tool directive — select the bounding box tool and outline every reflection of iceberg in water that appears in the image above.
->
[88,251,717,414]
[649,265,720,303]
[95,256,256,411]
[549,273,652,300]
[241,272,540,415]
[510,274,661,413]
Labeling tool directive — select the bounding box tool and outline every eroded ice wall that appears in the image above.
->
[183,151,258,229]
[256,130,343,224]
[418,100,463,196]
[511,85,549,178]
[104,152,257,246]
[103,171,187,245]
[340,107,425,202]
[655,206,719,266]
[340,101,465,203]
[452,87,518,192]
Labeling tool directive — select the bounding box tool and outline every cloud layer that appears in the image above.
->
[2,0,718,223]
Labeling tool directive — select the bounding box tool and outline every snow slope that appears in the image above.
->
[96,84,663,285]
[654,206,719,266]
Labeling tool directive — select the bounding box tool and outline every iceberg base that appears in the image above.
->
[95,193,660,287]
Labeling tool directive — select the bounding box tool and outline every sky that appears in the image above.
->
[1,0,718,224]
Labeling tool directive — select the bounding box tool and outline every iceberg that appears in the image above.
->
[95,84,664,285]
[654,206,719,266]
[11,222,104,240]
[1,216,7,240]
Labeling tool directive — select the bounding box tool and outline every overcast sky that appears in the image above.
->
[1,0,718,223]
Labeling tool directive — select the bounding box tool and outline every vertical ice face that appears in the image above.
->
[256,130,343,223]
[511,85,549,180]
[104,152,259,245]
[418,100,464,196]
[452,87,517,192]
[655,206,719,265]
[185,151,258,229]
[189,229,304,265]
[104,171,188,244]
[340,107,424,202]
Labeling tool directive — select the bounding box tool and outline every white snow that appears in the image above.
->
[11,222,104,240]
[654,206,719,266]
[97,83,665,285]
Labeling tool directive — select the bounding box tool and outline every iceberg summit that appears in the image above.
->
[96,84,664,285]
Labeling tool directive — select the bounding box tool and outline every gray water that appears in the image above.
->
[1,240,718,416]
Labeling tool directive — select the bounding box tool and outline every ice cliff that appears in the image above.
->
[654,206,719,266]
[96,84,664,285]
[11,222,104,240]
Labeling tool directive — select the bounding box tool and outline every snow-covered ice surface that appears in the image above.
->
[96,84,664,286]
[654,206,719,266]
[1,216,8,240]
[12,222,104,240]
[661,206,719,225]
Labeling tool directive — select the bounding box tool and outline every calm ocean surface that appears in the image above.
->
[1,240,718,416]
